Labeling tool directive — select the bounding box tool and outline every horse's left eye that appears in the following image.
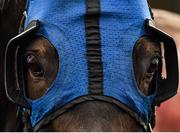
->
[148,57,159,73]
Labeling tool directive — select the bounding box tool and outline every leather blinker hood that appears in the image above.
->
[4,0,178,130]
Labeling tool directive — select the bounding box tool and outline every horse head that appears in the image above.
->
[3,0,179,131]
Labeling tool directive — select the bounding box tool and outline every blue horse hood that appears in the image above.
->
[24,0,154,128]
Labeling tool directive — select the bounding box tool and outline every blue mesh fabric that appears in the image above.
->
[24,0,154,127]
[100,0,153,124]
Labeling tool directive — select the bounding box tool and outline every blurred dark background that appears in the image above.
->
[148,0,180,13]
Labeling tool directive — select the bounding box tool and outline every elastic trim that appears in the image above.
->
[33,95,147,131]
[85,0,103,95]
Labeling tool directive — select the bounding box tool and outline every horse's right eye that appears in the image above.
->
[148,57,159,74]
[26,55,44,77]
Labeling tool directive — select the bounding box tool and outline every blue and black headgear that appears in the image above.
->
[4,0,178,131]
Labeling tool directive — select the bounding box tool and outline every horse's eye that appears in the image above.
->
[148,57,159,73]
[26,55,44,77]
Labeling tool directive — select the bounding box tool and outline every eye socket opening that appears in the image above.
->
[18,35,60,100]
[132,36,161,96]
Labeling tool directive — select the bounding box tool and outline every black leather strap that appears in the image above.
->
[148,4,154,19]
